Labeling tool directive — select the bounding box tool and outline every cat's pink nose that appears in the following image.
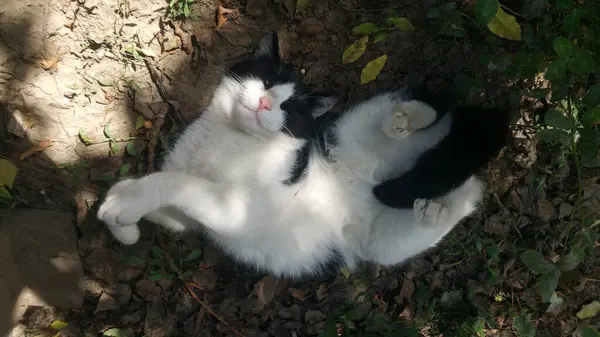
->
[258,96,272,111]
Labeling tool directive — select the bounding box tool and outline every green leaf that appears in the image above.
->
[570,48,596,74]
[103,327,127,337]
[583,107,600,127]
[185,248,203,261]
[49,320,69,330]
[126,142,137,156]
[387,17,416,32]
[373,30,390,43]
[577,301,600,319]
[538,129,568,144]
[427,8,442,18]
[522,0,548,20]
[78,128,93,145]
[0,159,18,190]
[119,163,130,176]
[109,140,119,155]
[556,246,585,271]
[545,109,574,130]
[341,36,368,64]
[486,7,522,41]
[580,139,600,168]
[552,37,572,58]
[296,0,310,12]
[486,243,500,260]
[352,23,380,36]
[127,256,146,267]
[339,267,350,279]
[135,115,145,130]
[474,0,499,25]
[545,59,567,81]
[149,273,164,281]
[183,3,190,17]
[360,54,387,85]
[580,325,600,337]
[520,250,556,274]
[563,9,581,34]
[514,316,536,337]
[151,245,162,257]
[319,317,338,337]
[555,0,573,9]
[584,84,600,108]
[104,122,115,140]
[539,269,560,302]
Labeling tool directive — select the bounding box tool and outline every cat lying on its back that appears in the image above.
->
[97,31,509,277]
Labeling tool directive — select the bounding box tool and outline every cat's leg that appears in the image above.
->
[382,100,439,140]
[98,171,246,245]
[365,175,484,266]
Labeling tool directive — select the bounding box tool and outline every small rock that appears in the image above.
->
[192,269,218,290]
[298,17,324,35]
[246,0,267,16]
[135,279,161,301]
[304,309,326,323]
[95,292,120,312]
[85,248,121,285]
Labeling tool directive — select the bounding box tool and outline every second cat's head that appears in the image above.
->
[216,31,338,138]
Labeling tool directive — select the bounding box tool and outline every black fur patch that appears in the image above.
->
[373,89,512,209]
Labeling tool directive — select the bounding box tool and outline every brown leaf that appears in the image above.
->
[290,288,305,301]
[135,279,161,302]
[396,278,415,305]
[216,5,239,29]
[20,140,53,160]
[255,275,277,305]
[191,269,218,291]
[298,17,324,35]
[95,292,119,312]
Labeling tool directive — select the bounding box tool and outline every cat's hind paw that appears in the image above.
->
[414,198,449,227]
[382,106,413,140]
[382,101,438,140]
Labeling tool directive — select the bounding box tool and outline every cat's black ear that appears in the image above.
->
[255,31,280,64]
[312,90,340,117]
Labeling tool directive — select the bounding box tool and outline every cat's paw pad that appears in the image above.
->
[382,106,413,140]
[414,199,449,227]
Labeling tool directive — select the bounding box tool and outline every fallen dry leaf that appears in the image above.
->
[290,288,305,301]
[298,17,324,35]
[216,5,239,29]
[20,140,53,160]
[95,292,119,313]
[255,275,277,305]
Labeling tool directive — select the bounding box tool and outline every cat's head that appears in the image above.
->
[219,31,338,138]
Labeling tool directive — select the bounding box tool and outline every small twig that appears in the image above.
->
[184,283,246,337]
[156,237,245,337]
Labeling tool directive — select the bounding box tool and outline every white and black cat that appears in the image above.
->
[97,31,509,277]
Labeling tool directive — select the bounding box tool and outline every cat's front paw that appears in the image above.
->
[97,178,153,245]
[414,198,449,227]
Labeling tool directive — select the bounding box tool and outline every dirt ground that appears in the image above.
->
[1,0,599,336]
